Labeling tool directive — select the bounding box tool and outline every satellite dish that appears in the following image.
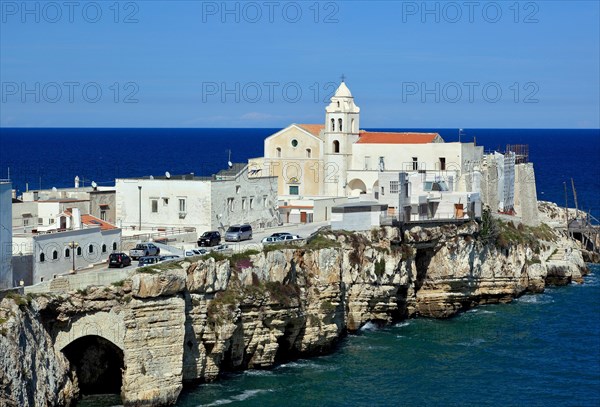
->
[91,181,97,188]
[165,171,171,179]
[149,175,154,179]
[228,161,233,169]
[52,187,57,192]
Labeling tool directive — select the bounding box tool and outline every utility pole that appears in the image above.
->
[138,185,142,231]
[564,182,569,231]
[571,178,579,221]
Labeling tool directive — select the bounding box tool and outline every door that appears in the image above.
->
[300,212,307,223]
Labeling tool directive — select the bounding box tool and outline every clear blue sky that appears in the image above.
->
[1,0,598,128]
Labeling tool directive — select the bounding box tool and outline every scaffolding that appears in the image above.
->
[506,144,529,164]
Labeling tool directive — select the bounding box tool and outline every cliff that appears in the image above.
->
[0,216,589,406]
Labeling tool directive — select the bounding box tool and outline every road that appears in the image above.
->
[86,221,330,273]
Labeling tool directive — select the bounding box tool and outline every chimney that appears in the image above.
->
[74,176,80,188]
[72,208,82,229]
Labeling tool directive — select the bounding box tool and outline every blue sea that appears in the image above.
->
[1,128,599,406]
[0,128,599,219]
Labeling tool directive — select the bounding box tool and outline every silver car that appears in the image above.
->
[225,224,253,242]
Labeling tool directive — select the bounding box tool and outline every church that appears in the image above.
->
[249,81,484,223]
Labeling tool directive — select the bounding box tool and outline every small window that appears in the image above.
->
[330,118,335,131]
[250,197,254,209]
[289,186,299,195]
[276,147,282,158]
[49,219,55,224]
[40,253,45,262]
[100,210,107,221]
[263,195,268,208]
[390,181,399,194]
[235,186,241,194]
[112,242,117,251]
[439,157,446,171]
[381,186,385,196]
[306,148,312,158]
[163,198,169,206]
[77,247,82,256]
[89,244,94,254]
[338,118,343,131]
[65,248,70,258]
[242,198,247,210]
[179,198,186,213]
[333,140,340,153]
[102,244,107,253]
[227,198,234,212]
[337,101,340,108]
[23,219,29,227]
[291,139,298,147]
[52,250,58,260]
[38,217,43,225]
[151,200,158,213]
[412,157,418,171]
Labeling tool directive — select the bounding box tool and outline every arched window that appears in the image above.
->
[112,242,117,251]
[102,244,107,253]
[89,244,94,254]
[333,140,340,153]
[351,118,355,132]
[338,118,343,132]
[77,247,82,256]
[40,253,45,262]
[306,148,312,158]
[276,147,282,158]
[337,101,340,108]
[65,248,70,258]
[330,118,335,131]
[52,250,58,260]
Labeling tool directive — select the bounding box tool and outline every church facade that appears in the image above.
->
[248,81,484,221]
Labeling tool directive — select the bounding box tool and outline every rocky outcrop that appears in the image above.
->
[0,217,590,406]
[0,296,78,407]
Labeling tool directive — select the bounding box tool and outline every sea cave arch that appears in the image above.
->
[347,178,367,197]
[62,335,125,395]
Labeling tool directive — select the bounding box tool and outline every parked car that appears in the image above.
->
[138,255,161,267]
[108,252,132,268]
[185,249,208,257]
[129,243,160,260]
[225,224,253,242]
[279,234,302,242]
[198,231,221,247]
[271,232,293,238]
[262,236,283,244]
[212,244,233,254]
[159,255,181,261]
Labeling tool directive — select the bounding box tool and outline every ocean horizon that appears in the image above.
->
[1,127,599,220]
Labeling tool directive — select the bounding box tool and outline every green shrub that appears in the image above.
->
[374,258,386,277]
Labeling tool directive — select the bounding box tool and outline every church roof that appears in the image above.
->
[334,82,352,98]
[357,131,441,144]
[297,124,325,137]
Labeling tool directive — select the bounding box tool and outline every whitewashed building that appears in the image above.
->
[12,209,121,285]
[0,181,13,288]
[249,81,485,222]
[115,164,279,236]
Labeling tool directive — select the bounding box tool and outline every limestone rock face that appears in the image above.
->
[0,297,78,407]
[0,221,590,406]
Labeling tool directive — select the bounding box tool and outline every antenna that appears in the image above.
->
[165,171,171,179]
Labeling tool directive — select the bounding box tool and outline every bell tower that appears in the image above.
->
[323,80,360,196]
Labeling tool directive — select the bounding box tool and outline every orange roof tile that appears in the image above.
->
[297,124,324,137]
[80,214,118,231]
[357,131,440,144]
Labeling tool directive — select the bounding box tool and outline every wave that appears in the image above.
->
[457,338,486,347]
[201,389,273,406]
[360,322,378,331]
[244,369,273,377]
[394,321,411,328]
[515,294,554,305]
